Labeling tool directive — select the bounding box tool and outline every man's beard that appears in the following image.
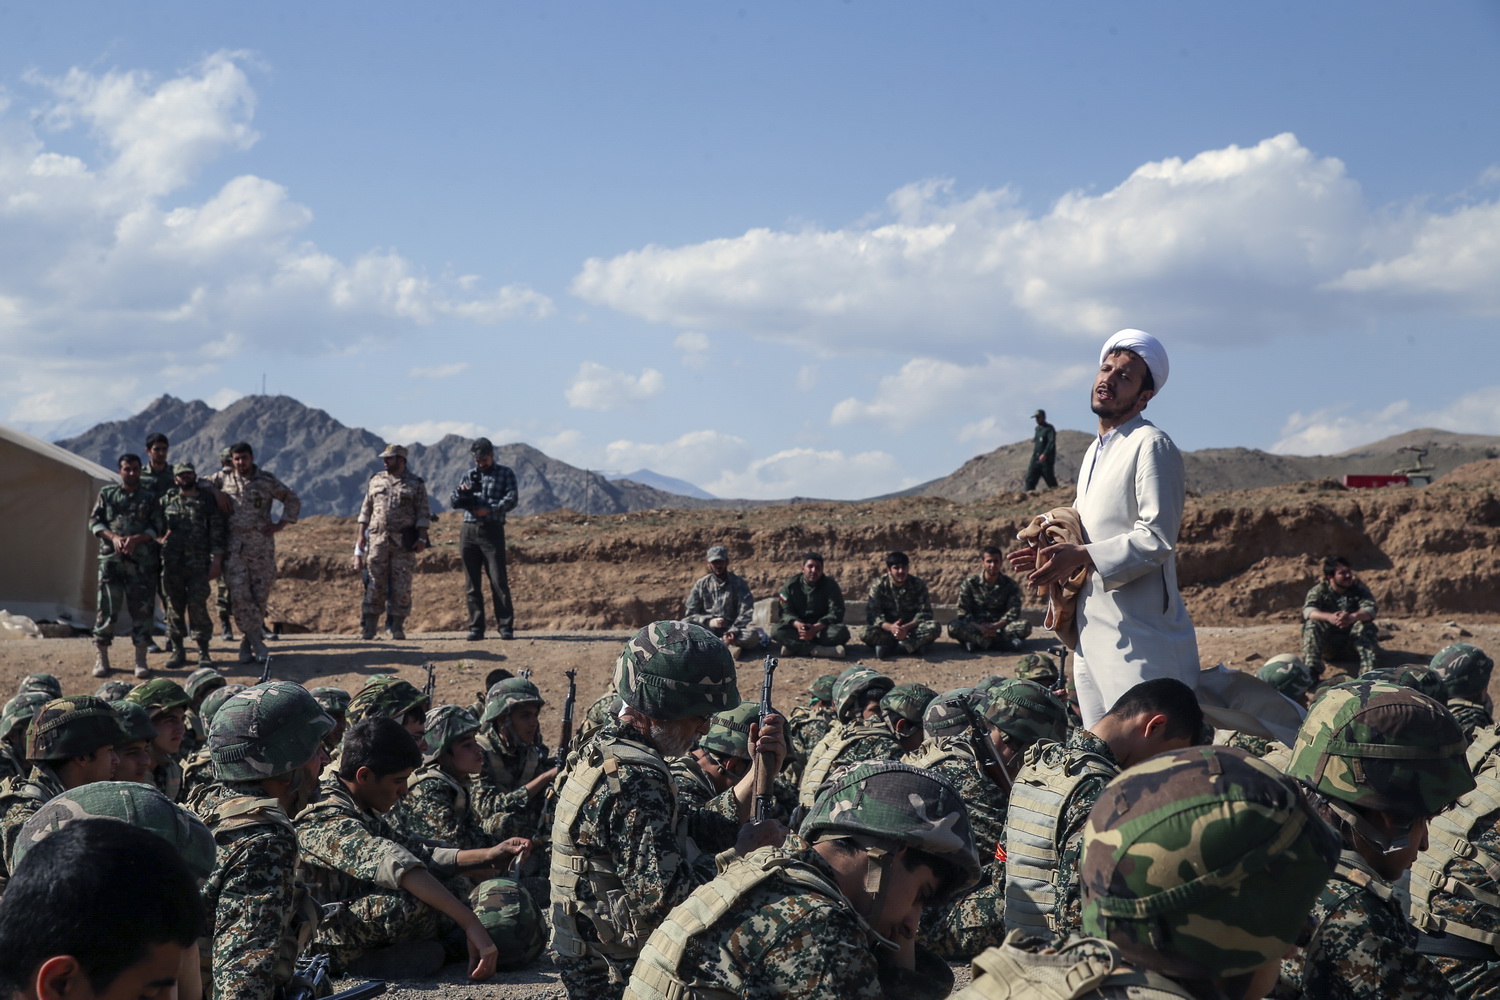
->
[647,720,697,758]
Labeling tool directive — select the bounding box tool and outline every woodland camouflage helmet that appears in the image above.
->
[981,678,1069,747]
[481,678,545,726]
[109,700,157,743]
[348,676,429,724]
[184,667,227,703]
[800,759,980,901]
[199,684,249,736]
[472,877,545,970]
[832,665,894,722]
[309,687,351,716]
[1012,653,1060,688]
[26,696,126,761]
[879,682,937,724]
[922,688,976,740]
[94,679,136,701]
[126,678,191,716]
[14,781,217,879]
[18,673,62,699]
[613,620,740,721]
[1360,664,1447,705]
[1257,653,1315,701]
[424,705,481,758]
[1287,679,1474,819]
[808,674,838,705]
[1430,643,1495,702]
[1081,745,1340,980]
[699,702,758,760]
[1,692,49,741]
[210,682,335,783]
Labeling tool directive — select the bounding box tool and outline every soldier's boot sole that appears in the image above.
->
[345,940,445,980]
[133,643,152,679]
[92,642,112,678]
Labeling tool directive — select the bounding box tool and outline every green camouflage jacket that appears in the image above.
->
[865,576,934,627]
[954,573,1025,628]
[1303,580,1377,621]
[160,486,229,569]
[89,484,165,563]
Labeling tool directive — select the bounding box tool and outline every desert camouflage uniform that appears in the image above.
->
[358,466,429,620]
[392,764,492,851]
[1301,579,1379,676]
[160,483,228,653]
[212,465,300,647]
[860,575,940,654]
[770,574,850,657]
[948,572,1032,650]
[89,482,166,645]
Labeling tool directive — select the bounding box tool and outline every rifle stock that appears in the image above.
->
[753,654,778,822]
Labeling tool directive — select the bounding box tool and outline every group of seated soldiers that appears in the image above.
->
[1,620,1499,1000]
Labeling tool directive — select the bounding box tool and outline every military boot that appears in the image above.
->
[196,639,214,666]
[360,615,379,641]
[92,641,112,678]
[248,632,270,661]
[238,637,254,664]
[164,633,189,670]
[133,642,152,680]
[389,616,407,640]
[811,644,847,661]
[220,615,234,642]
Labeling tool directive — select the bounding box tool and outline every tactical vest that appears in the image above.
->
[1003,740,1116,938]
[963,933,1199,1000]
[624,848,857,1000]
[1409,726,1500,951]
[907,736,973,772]
[797,720,897,809]
[549,735,696,967]
[413,765,472,816]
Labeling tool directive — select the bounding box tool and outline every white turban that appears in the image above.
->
[1099,329,1168,394]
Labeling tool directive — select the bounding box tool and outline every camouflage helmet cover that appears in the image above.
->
[1256,653,1314,700]
[126,678,191,716]
[982,678,1069,747]
[184,666,228,702]
[973,674,1008,694]
[1,691,50,740]
[1287,680,1474,818]
[26,696,127,761]
[109,699,157,743]
[199,684,250,736]
[1012,653,1060,687]
[348,675,429,724]
[18,673,63,699]
[922,688,976,740]
[424,705,481,758]
[94,680,135,701]
[879,682,938,724]
[1360,664,1447,705]
[800,759,980,900]
[1081,746,1340,980]
[698,701,758,760]
[310,686,351,716]
[14,781,217,880]
[613,621,740,721]
[832,665,894,722]
[210,682,335,783]
[808,673,838,705]
[481,677,545,727]
[472,877,545,970]
[1430,642,1495,701]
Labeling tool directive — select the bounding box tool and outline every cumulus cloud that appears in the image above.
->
[601,430,753,485]
[573,134,1500,354]
[1273,385,1500,454]
[564,362,665,411]
[831,355,1088,433]
[376,420,524,446]
[706,447,916,501]
[674,330,710,369]
[409,362,469,379]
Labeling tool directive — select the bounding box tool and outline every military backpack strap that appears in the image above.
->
[1409,750,1500,949]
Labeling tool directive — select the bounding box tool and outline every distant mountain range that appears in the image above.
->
[52,394,1500,517]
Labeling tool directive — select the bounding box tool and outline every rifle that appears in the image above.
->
[258,651,272,685]
[752,654,778,823]
[519,667,532,681]
[422,661,436,702]
[286,954,386,1000]
[559,668,577,751]
[961,694,1014,792]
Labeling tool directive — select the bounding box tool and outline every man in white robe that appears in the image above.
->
[1008,329,1199,726]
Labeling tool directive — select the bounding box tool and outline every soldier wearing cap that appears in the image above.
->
[1429,642,1494,741]
[474,678,557,844]
[798,666,901,810]
[683,544,768,659]
[212,441,300,664]
[126,679,192,802]
[549,621,788,1000]
[158,460,228,671]
[355,443,430,641]
[1025,408,1058,491]
[216,445,236,641]
[450,436,519,641]
[625,759,979,1000]
[0,693,50,783]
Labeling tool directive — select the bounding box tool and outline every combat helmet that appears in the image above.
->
[26,696,127,761]
[800,759,980,903]
[310,686,351,717]
[922,688,976,740]
[184,667,227,703]
[1,692,50,743]
[879,682,937,725]
[348,675,429,724]
[699,702,759,761]
[18,673,62,699]
[1430,643,1495,702]
[471,877,545,970]
[481,677,546,727]
[1361,664,1447,705]
[94,680,135,701]
[1257,653,1315,702]
[424,705,481,760]
[1081,745,1340,980]
[982,678,1069,748]
[127,678,191,716]
[199,684,249,736]
[1013,653,1060,688]
[109,700,157,744]
[807,674,838,706]
[210,682,335,783]
[1287,680,1474,821]
[832,665,894,723]
[13,781,216,879]
[613,621,740,721]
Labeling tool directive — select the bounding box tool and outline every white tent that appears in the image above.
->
[0,423,116,625]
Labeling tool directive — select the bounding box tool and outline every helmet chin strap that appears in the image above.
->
[856,840,901,952]
[1326,798,1413,855]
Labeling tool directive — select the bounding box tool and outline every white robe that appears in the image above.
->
[1072,413,1199,725]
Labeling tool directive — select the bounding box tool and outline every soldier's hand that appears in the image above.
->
[464,920,499,980]
[734,818,787,855]
[486,837,532,870]
[710,617,727,631]
[352,554,365,571]
[749,713,789,776]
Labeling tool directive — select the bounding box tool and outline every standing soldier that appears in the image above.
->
[213,441,300,664]
[215,446,236,642]
[89,453,166,680]
[139,432,175,654]
[948,545,1033,653]
[160,462,228,671]
[355,444,430,641]
[1024,408,1058,490]
[450,437,519,641]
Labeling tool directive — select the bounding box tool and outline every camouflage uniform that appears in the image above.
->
[0,693,49,783]
[95,679,136,701]
[683,550,767,654]
[786,674,837,764]
[13,779,215,879]
[89,479,166,646]
[797,666,897,807]
[211,463,300,655]
[17,674,62,699]
[771,572,850,657]
[860,574,940,655]
[624,760,979,1000]
[179,683,248,801]
[358,448,430,624]
[474,678,552,843]
[159,469,229,666]
[1301,578,1379,676]
[127,679,192,802]
[948,571,1032,651]
[182,666,228,756]
[392,706,493,851]
[1222,653,1314,758]
[1430,642,1495,742]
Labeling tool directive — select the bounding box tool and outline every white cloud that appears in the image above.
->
[796,364,818,390]
[408,362,469,379]
[674,330,710,369]
[573,133,1500,354]
[564,362,665,411]
[831,355,1088,432]
[706,447,917,501]
[602,430,753,485]
[376,420,523,446]
[1273,385,1500,454]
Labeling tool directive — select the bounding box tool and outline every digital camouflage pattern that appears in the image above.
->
[1081,746,1339,979]
[983,679,1069,747]
[0,761,66,881]
[26,695,127,761]
[922,689,976,741]
[798,718,903,807]
[861,574,941,654]
[212,464,299,648]
[481,677,545,726]
[391,762,491,851]
[1301,578,1380,676]
[474,726,552,843]
[879,682,937,724]
[1012,653,1059,688]
[127,677,191,715]
[613,620,741,721]
[683,566,757,636]
[948,572,1032,650]
[210,682,335,783]
[424,704,481,757]
[473,876,546,970]
[832,665,894,723]
[1257,653,1315,700]
[347,675,429,724]
[17,674,62,699]
[13,779,216,877]
[808,674,837,705]
[358,464,429,620]
[159,483,229,651]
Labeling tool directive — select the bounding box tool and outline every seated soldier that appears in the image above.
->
[466,668,513,720]
[770,552,850,660]
[1222,653,1314,758]
[683,544,769,659]
[347,675,429,742]
[0,693,49,783]
[94,679,135,701]
[180,666,227,757]
[958,745,1340,1000]
[16,675,62,700]
[125,679,191,802]
[108,700,158,784]
[1430,642,1495,741]
[860,551,940,659]
[1301,556,1380,677]
[798,666,900,809]
[474,677,558,844]
[310,686,351,750]
[1003,678,1202,944]
[179,683,248,799]
[625,760,980,1000]
[948,546,1033,653]
[880,682,937,754]
[786,673,838,763]
[393,706,493,852]
[296,716,532,979]
[671,702,754,818]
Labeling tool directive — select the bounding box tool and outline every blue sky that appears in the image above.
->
[2,3,1498,498]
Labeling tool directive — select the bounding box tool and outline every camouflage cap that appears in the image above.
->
[832,665,894,722]
[199,684,250,736]
[18,673,62,699]
[184,667,227,702]
[126,678,191,716]
[808,674,838,705]
[14,781,217,880]
[1430,642,1495,701]
[211,682,335,783]
[109,699,157,744]
[1,692,50,740]
[705,544,729,563]
[26,696,127,761]
[699,702,758,760]
[472,877,545,970]
[424,705,481,758]
[879,682,938,724]
[1287,680,1474,818]
[481,677,545,727]
[1256,654,1314,700]
[94,680,135,701]
[1012,653,1059,688]
[981,678,1069,747]
[379,443,408,459]
[1081,746,1340,980]
[1361,664,1448,705]
[172,461,196,475]
[613,621,740,721]
[218,446,233,464]
[800,759,980,901]
[310,686,351,716]
[922,689,977,740]
[348,675,430,724]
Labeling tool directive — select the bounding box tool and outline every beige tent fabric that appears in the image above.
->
[0,424,115,625]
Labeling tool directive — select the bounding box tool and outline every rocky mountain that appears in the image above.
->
[608,468,717,500]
